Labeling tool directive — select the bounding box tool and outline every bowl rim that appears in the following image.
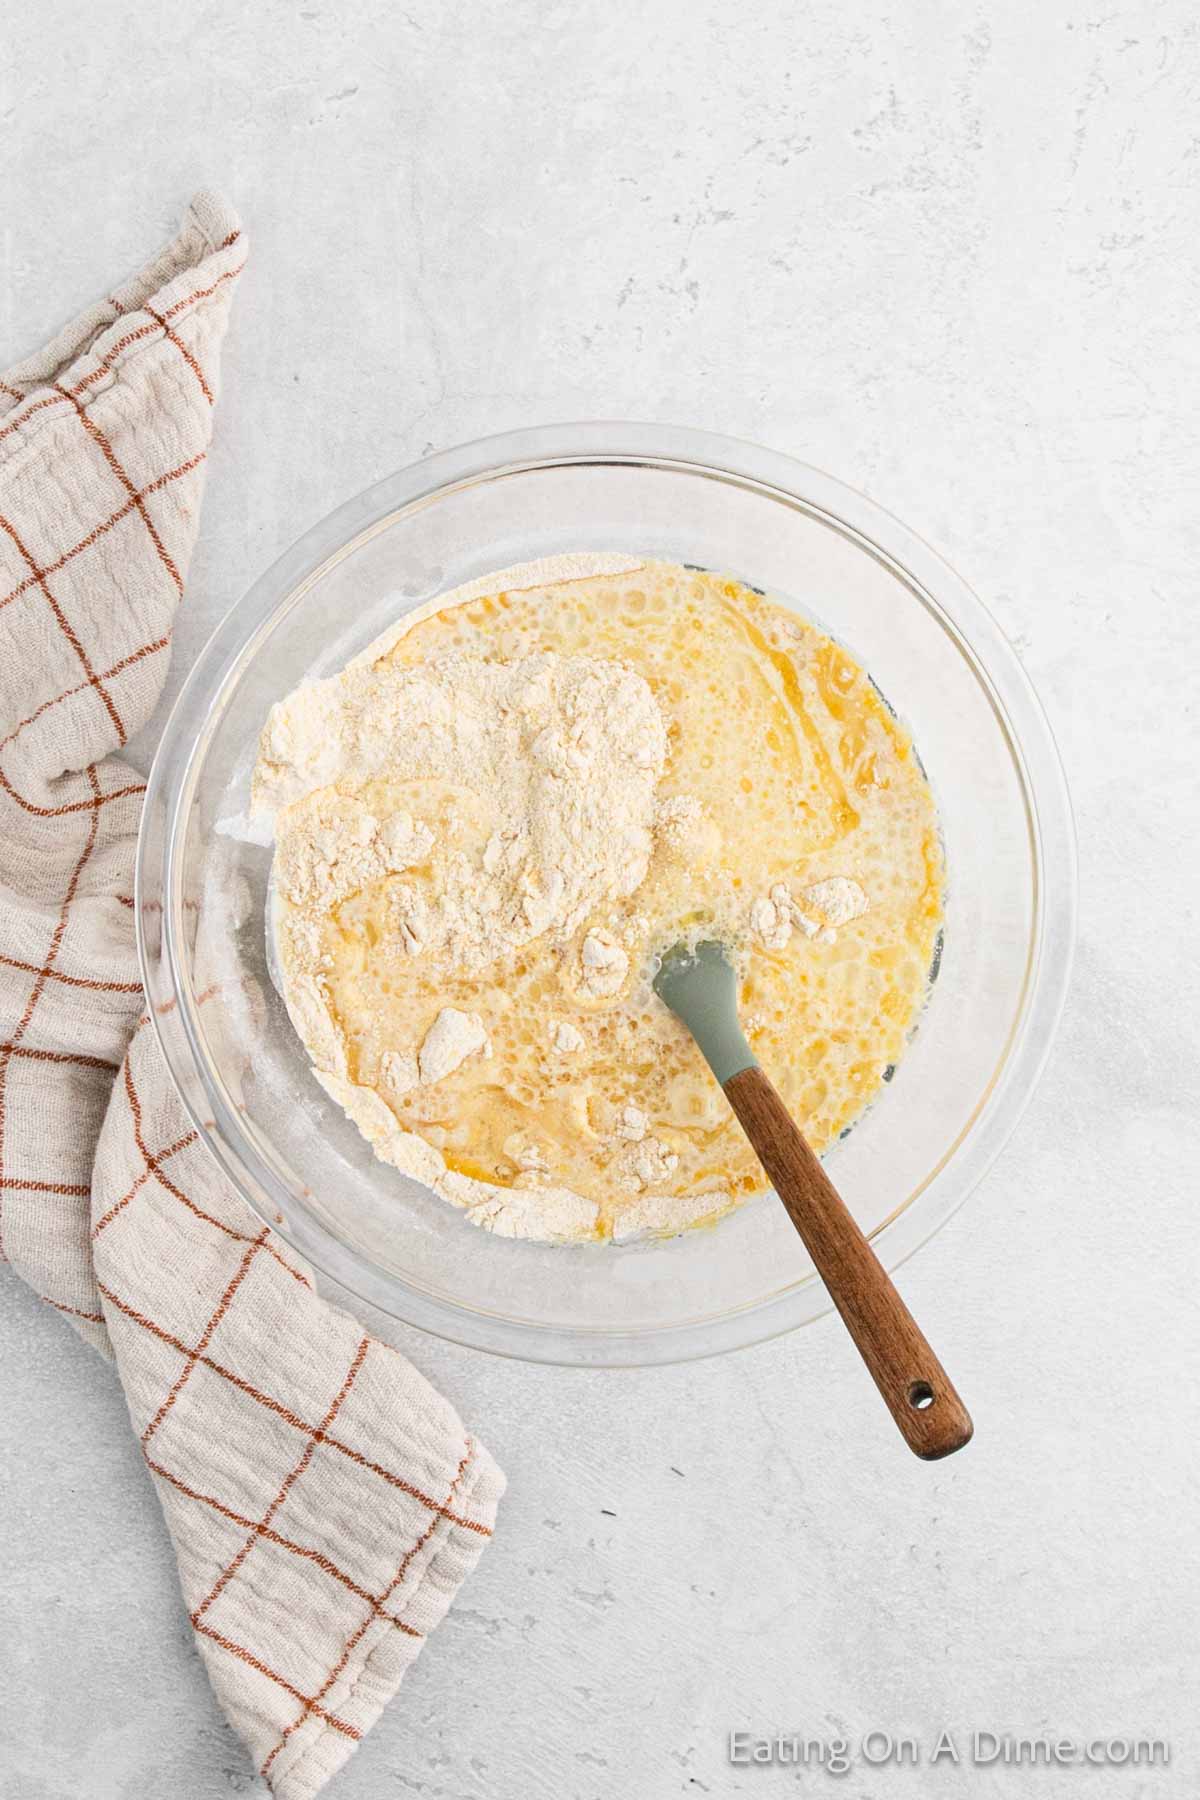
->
[137,421,1077,1366]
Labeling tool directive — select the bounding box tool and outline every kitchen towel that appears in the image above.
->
[0,192,504,1800]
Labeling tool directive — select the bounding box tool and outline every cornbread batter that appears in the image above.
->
[252,555,943,1243]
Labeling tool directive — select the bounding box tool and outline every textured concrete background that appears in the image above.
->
[2,2,1198,1796]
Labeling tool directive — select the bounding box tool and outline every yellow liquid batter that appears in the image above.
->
[279,562,943,1240]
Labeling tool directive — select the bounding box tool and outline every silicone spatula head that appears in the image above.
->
[652,940,757,1086]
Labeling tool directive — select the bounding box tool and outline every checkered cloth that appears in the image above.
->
[0,193,504,1799]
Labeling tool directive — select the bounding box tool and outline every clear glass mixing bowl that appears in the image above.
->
[137,423,1076,1366]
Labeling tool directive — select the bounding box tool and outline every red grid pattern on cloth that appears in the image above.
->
[0,194,503,1800]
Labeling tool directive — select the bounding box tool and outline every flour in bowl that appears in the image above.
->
[252,555,944,1244]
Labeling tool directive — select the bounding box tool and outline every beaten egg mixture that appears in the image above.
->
[252,556,943,1244]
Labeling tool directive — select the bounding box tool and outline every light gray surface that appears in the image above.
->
[3,3,1198,1797]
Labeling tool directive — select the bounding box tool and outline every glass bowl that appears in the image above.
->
[137,423,1075,1366]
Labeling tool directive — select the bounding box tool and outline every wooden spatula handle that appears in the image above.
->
[724,1065,973,1460]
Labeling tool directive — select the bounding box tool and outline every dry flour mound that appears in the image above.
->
[257,648,666,968]
[253,568,670,1241]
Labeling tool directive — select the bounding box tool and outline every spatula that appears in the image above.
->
[653,940,973,1459]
